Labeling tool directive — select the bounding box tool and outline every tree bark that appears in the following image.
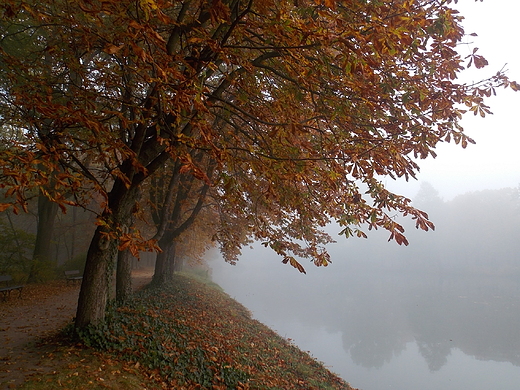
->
[152,232,176,286]
[173,254,184,272]
[28,191,59,283]
[116,248,133,304]
[75,226,118,328]
[75,180,139,328]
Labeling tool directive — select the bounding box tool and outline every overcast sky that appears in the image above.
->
[388,1,520,201]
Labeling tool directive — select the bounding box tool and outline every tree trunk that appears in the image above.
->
[173,255,184,272]
[75,225,118,328]
[75,180,138,328]
[151,175,210,286]
[152,233,176,286]
[28,191,59,283]
[71,206,77,261]
[116,248,133,304]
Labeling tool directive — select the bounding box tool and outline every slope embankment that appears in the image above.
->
[6,271,357,389]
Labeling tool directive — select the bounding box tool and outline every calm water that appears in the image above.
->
[210,249,520,390]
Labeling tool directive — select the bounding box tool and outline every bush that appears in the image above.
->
[0,218,35,281]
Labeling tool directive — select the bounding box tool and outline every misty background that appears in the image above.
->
[209,184,520,389]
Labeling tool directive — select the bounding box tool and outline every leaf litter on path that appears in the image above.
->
[0,268,154,389]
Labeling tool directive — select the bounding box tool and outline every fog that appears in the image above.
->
[209,186,520,389]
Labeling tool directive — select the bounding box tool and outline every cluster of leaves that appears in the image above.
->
[77,273,353,389]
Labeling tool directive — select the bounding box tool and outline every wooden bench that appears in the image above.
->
[0,275,24,301]
[64,270,83,285]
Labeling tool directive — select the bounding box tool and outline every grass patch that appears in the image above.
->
[22,273,356,389]
[18,345,159,390]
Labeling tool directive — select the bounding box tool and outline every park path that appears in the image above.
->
[0,269,153,389]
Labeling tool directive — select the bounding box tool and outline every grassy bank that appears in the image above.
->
[22,273,356,389]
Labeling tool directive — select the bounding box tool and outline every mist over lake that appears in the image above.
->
[209,186,520,389]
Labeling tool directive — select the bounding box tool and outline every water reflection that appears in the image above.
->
[210,254,520,388]
[329,271,520,372]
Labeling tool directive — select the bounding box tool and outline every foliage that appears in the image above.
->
[1,0,518,326]
[1,0,517,275]
[77,273,352,389]
[0,217,34,279]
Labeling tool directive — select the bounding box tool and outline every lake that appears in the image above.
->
[209,247,520,390]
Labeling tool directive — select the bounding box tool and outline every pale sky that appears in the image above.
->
[388,0,520,201]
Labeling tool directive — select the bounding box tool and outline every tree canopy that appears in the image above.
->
[0,0,516,326]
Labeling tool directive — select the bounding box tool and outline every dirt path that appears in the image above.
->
[0,269,154,389]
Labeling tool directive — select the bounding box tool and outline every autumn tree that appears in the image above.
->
[149,157,214,286]
[0,0,517,327]
[0,7,93,281]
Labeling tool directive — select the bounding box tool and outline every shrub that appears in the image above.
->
[0,218,35,281]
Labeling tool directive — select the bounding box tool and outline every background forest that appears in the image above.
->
[0,195,211,283]
[0,202,96,281]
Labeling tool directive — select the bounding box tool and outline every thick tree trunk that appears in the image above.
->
[28,191,59,283]
[116,249,133,303]
[152,234,176,286]
[75,180,138,328]
[75,226,118,328]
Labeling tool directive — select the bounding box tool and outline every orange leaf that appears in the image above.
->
[283,256,306,274]
[104,43,124,54]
